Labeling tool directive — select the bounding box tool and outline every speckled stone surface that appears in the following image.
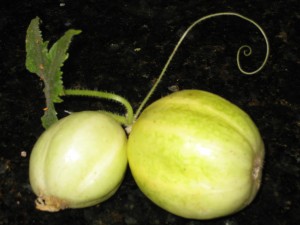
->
[1,1,299,225]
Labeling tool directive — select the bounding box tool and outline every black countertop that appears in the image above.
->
[1,1,299,224]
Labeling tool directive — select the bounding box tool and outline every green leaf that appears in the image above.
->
[25,17,49,78]
[25,17,81,129]
[46,29,82,103]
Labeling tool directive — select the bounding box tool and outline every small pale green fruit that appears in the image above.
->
[127,90,264,219]
[29,111,127,212]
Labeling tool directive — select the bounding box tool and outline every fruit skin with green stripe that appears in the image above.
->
[29,111,127,212]
[127,90,264,219]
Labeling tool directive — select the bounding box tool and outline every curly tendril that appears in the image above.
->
[134,12,270,120]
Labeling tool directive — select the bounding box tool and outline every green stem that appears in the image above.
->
[134,12,270,120]
[63,89,134,125]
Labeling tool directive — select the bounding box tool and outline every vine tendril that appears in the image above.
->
[134,12,270,120]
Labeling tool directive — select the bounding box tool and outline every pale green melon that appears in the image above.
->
[29,111,127,212]
[127,90,264,219]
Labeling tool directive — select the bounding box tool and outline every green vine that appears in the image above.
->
[63,89,133,125]
[134,12,270,120]
[25,17,131,128]
[25,12,269,130]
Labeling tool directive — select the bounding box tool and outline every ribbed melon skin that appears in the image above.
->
[29,111,127,211]
[127,90,264,219]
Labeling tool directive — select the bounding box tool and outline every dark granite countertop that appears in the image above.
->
[1,1,299,224]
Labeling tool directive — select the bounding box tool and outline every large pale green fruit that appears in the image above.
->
[29,111,127,212]
[127,90,264,219]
